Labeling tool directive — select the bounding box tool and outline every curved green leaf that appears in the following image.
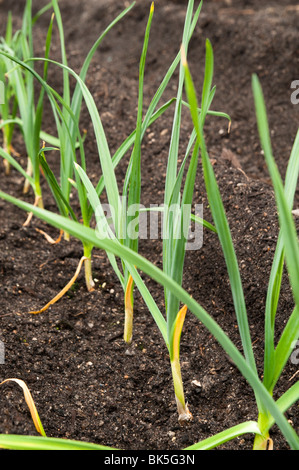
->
[185,421,262,450]
[0,434,117,451]
[0,191,298,449]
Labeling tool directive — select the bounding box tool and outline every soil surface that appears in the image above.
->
[0,0,298,451]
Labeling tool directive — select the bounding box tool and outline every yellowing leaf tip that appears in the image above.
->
[180,45,187,67]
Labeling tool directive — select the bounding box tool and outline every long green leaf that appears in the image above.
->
[264,381,299,433]
[185,421,262,450]
[75,163,168,345]
[0,191,298,449]
[124,2,154,259]
[58,1,135,203]
[163,0,199,331]
[182,41,258,380]
[272,305,299,390]
[39,148,77,221]
[0,147,34,185]
[0,434,116,451]
[252,76,299,401]
[252,75,299,308]
[263,129,299,391]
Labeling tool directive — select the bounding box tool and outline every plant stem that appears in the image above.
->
[171,356,192,424]
[124,273,134,344]
[169,304,192,423]
[23,157,33,194]
[2,134,10,175]
[35,183,44,209]
[3,158,10,175]
[83,244,95,292]
[252,412,272,450]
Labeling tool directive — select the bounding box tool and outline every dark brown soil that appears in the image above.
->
[0,0,298,451]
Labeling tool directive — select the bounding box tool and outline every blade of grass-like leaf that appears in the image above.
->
[182,43,258,378]
[0,146,34,185]
[168,140,200,350]
[22,0,33,62]
[182,99,231,126]
[263,129,299,391]
[0,117,23,130]
[138,205,216,233]
[39,147,77,221]
[5,10,13,44]
[163,1,196,291]
[32,1,54,25]
[264,380,299,433]
[35,57,121,232]
[191,213,217,233]
[252,74,299,425]
[272,305,299,389]
[92,98,176,219]
[51,0,70,110]
[252,74,299,308]
[124,2,154,258]
[185,421,262,450]
[0,192,298,448]
[0,435,117,451]
[71,2,135,124]
[60,2,135,202]
[32,12,54,199]
[75,163,168,344]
